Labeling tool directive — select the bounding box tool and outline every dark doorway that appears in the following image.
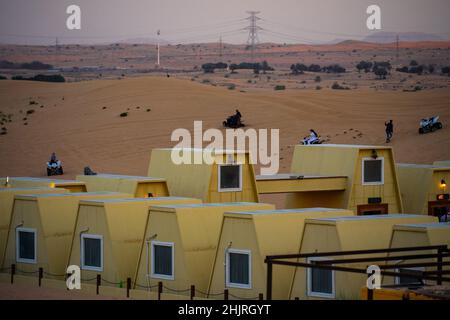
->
[357,203,388,216]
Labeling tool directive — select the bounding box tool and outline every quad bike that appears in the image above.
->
[223,115,245,129]
[419,116,443,134]
[301,136,323,145]
[47,160,63,176]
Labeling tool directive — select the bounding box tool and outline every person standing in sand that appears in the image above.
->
[385,120,393,143]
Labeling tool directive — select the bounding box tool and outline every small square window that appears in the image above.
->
[16,228,37,264]
[219,165,242,192]
[362,158,384,185]
[151,241,174,280]
[307,258,335,298]
[226,249,251,289]
[81,234,103,271]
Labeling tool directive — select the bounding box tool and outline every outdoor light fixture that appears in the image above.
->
[441,179,447,190]
[371,149,378,159]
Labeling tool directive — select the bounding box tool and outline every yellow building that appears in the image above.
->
[76,174,169,198]
[0,187,67,267]
[208,208,353,300]
[68,197,202,287]
[289,214,438,300]
[285,144,403,215]
[2,192,129,276]
[396,164,450,220]
[148,148,259,203]
[1,177,87,193]
[383,222,450,286]
[133,202,274,297]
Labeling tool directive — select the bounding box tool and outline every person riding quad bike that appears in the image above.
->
[46,152,63,176]
[301,129,322,145]
[223,109,244,128]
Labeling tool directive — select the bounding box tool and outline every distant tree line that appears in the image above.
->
[0,60,53,70]
[0,75,7,80]
[396,60,436,75]
[201,61,274,74]
[356,60,392,79]
[290,63,346,74]
[201,62,228,73]
[12,74,66,83]
[229,61,273,74]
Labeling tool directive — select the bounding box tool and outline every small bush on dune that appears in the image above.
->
[120,112,128,117]
[274,85,286,91]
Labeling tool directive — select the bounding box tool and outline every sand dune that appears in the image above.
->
[0,76,449,179]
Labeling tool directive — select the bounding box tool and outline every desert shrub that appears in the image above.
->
[274,85,286,91]
[331,82,349,90]
[314,75,321,82]
[356,61,373,73]
[0,75,7,80]
[410,60,418,66]
[441,66,450,74]
[315,85,322,90]
[308,64,322,72]
[26,109,35,115]
[290,63,307,74]
[323,64,346,73]
[119,112,128,117]
[227,83,236,90]
[12,74,65,82]
[374,67,388,79]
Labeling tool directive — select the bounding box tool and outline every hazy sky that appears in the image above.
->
[0,0,449,45]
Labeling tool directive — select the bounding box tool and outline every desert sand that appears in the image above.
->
[0,76,449,180]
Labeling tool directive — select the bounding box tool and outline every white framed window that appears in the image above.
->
[16,227,37,264]
[226,248,252,289]
[218,164,242,192]
[307,257,335,298]
[395,267,425,286]
[362,157,384,185]
[80,234,103,272]
[151,241,174,280]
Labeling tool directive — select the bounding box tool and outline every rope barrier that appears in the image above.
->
[133,282,159,290]
[43,271,66,278]
[163,285,191,293]
[195,288,223,297]
[16,268,39,275]
[81,277,97,282]
[228,293,260,300]
[101,278,122,286]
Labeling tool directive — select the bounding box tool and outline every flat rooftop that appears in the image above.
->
[394,222,450,231]
[16,191,122,199]
[4,177,84,184]
[80,196,196,204]
[397,163,450,170]
[79,174,165,182]
[307,214,426,223]
[0,187,56,192]
[150,202,264,209]
[297,144,391,150]
[256,174,346,181]
[225,208,348,216]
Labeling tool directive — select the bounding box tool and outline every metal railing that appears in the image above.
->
[264,245,450,300]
